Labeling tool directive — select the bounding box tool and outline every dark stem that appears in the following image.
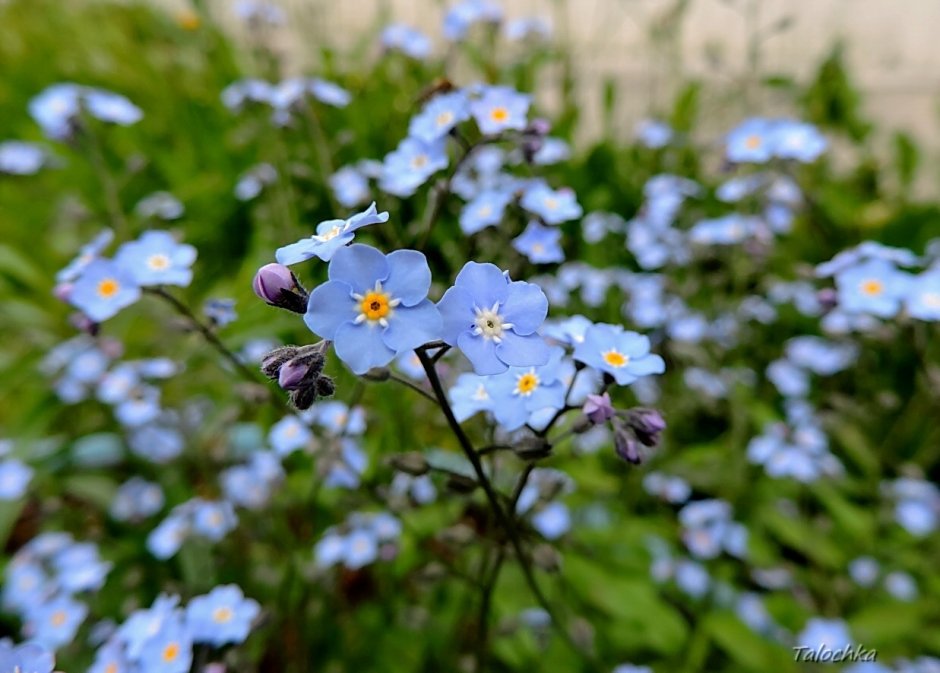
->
[475,546,506,673]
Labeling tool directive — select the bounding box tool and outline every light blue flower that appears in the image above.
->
[635,118,673,148]
[137,612,192,673]
[342,528,379,569]
[276,203,389,265]
[84,89,143,126]
[848,556,880,587]
[191,499,237,541]
[642,472,691,504]
[0,641,55,673]
[186,585,260,646]
[305,244,442,375]
[114,231,196,287]
[519,183,582,224]
[115,387,161,427]
[470,85,530,135]
[111,477,164,521]
[773,120,827,162]
[269,415,312,457]
[315,401,366,435]
[323,438,368,489]
[329,165,371,208]
[408,90,470,143]
[89,639,132,673]
[135,192,184,220]
[531,501,570,540]
[504,16,552,41]
[796,618,852,651]
[0,141,47,175]
[459,189,512,234]
[835,258,911,318]
[146,514,189,560]
[513,221,564,264]
[68,259,142,322]
[310,78,351,108]
[726,117,776,163]
[56,228,114,283]
[443,0,503,41]
[0,459,32,500]
[381,24,433,59]
[448,372,495,422]
[437,261,551,375]
[379,137,448,197]
[905,270,940,321]
[29,83,82,139]
[52,541,110,593]
[486,346,568,431]
[234,163,277,201]
[27,595,88,650]
[674,559,710,598]
[689,214,759,245]
[530,136,570,165]
[573,323,665,385]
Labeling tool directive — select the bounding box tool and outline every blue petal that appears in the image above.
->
[454,262,509,307]
[276,239,318,266]
[618,331,651,357]
[346,202,389,231]
[626,353,666,377]
[457,332,507,375]
[304,280,356,339]
[496,331,551,368]
[333,322,396,375]
[328,244,389,293]
[501,281,548,335]
[437,285,475,345]
[384,249,432,306]
[382,300,443,352]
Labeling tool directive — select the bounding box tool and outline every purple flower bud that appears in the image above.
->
[527,118,551,136]
[626,408,666,447]
[252,263,308,313]
[613,426,643,464]
[817,287,838,312]
[53,282,73,302]
[583,393,615,425]
[277,358,310,390]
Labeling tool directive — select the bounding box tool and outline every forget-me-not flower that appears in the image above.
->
[379,137,449,197]
[69,259,142,322]
[520,183,582,224]
[573,323,665,385]
[470,86,530,135]
[513,221,564,264]
[276,203,389,265]
[115,231,197,287]
[408,90,470,143]
[186,585,260,646]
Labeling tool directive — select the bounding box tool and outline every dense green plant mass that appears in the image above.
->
[1,2,938,673]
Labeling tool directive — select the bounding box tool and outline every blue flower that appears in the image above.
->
[269,415,312,456]
[27,595,88,650]
[531,502,570,539]
[127,424,182,464]
[726,117,776,163]
[504,16,552,41]
[234,163,277,201]
[470,86,530,135]
[83,89,143,126]
[689,214,759,245]
[486,346,568,431]
[146,514,189,560]
[56,229,114,283]
[408,90,470,143]
[635,118,673,148]
[379,137,449,197]
[459,189,512,234]
[137,613,192,673]
[323,438,368,489]
[135,192,184,220]
[68,258,141,322]
[443,0,503,41]
[342,529,379,569]
[310,78,352,108]
[835,258,911,318]
[114,231,196,287]
[437,262,551,375]
[305,244,442,375]
[773,120,827,162]
[191,499,237,541]
[513,221,564,264]
[111,477,164,521]
[0,458,32,500]
[530,137,570,165]
[29,83,82,139]
[381,24,433,59]
[186,585,260,646]
[905,270,940,321]
[329,165,371,208]
[276,203,389,265]
[0,141,47,175]
[797,618,852,652]
[0,641,55,673]
[573,323,665,385]
[314,401,366,435]
[448,372,495,421]
[519,182,582,224]
[89,639,132,673]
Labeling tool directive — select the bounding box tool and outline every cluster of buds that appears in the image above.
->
[578,393,666,465]
[252,263,309,314]
[519,118,551,164]
[260,341,335,410]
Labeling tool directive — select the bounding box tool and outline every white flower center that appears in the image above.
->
[472,384,489,401]
[471,303,514,343]
[147,253,170,270]
[436,111,454,128]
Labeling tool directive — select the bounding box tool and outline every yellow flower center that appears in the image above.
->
[316,224,344,242]
[97,278,120,298]
[411,154,428,169]
[147,253,170,270]
[163,643,180,662]
[50,610,67,627]
[860,279,884,296]
[544,197,558,210]
[602,349,629,368]
[514,371,540,396]
[360,291,391,321]
[104,663,118,673]
[744,134,762,149]
[490,106,509,123]
[177,9,200,30]
[213,606,234,623]
[436,111,454,127]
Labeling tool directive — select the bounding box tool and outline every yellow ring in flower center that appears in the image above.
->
[97,278,120,298]
[163,643,180,662]
[490,106,509,123]
[602,349,629,368]
[360,291,391,321]
[147,253,170,270]
[744,134,762,149]
[515,372,539,396]
[213,606,234,623]
[860,279,883,296]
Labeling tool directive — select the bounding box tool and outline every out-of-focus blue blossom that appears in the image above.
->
[438,261,550,375]
[443,0,503,41]
[519,183,582,224]
[137,613,192,673]
[835,258,912,318]
[747,417,842,482]
[635,119,674,148]
[513,221,564,264]
[581,212,625,244]
[613,665,653,673]
[234,163,277,201]
[309,78,352,108]
[884,571,918,601]
[767,358,810,398]
[393,349,426,380]
[726,118,826,163]
[734,592,776,635]
[221,451,284,510]
[379,137,448,197]
[321,438,367,489]
[315,512,401,570]
[29,83,82,139]
[84,89,144,126]
[191,499,238,541]
[26,595,88,650]
[313,401,366,435]
[486,347,568,431]
[642,472,691,504]
[716,173,766,202]
[796,618,853,651]
[0,141,48,175]
[885,477,940,537]
[56,229,114,283]
[52,542,110,593]
[674,559,711,598]
[306,244,442,374]
[905,270,940,320]
[689,214,760,245]
[470,85,530,134]
[408,90,470,143]
[573,323,665,386]
[848,556,880,587]
[329,164,371,208]
[449,372,495,421]
[0,458,33,500]
[381,23,433,59]
[816,241,921,278]
[459,189,512,234]
[343,529,379,569]
[0,641,55,673]
[111,477,165,521]
[726,118,777,163]
[504,16,551,40]
[768,280,824,317]
[68,258,141,322]
[115,230,196,287]
[135,192,184,220]
[276,203,389,265]
[531,501,570,540]
[116,386,162,427]
[147,513,189,560]
[269,415,313,457]
[204,298,237,327]
[774,120,828,162]
[679,499,747,560]
[186,585,260,646]
[785,336,858,375]
[390,473,437,504]
[530,137,570,165]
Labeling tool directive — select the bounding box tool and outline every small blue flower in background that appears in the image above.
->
[83,89,144,126]
[513,221,564,264]
[390,473,437,504]
[56,229,114,283]
[531,501,570,539]
[111,477,165,521]
[519,182,582,224]
[329,165,371,208]
[88,639,132,673]
[530,137,570,165]
[323,438,368,489]
[486,346,568,431]
[186,585,260,646]
[26,594,88,650]
[887,477,940,537]
[438,261,551,375]
[269,415,312,457]
[688,214,760,245]
[408,90,470,143]
[314,401,366,435]
[29,83,82,139]
[191,499,238,541]
[135,191,184,220]
[884,570,918,601]
[115,231,197,287]
[848,556,880,587]
[343,529,379,569]
[635,118,673,148]
[314,512,401,570]
[276,203,389,265]
[0,458,32,500]
[443,0,503,41]
[774,120,828,162]
[381,23,433,59]
[725,117,776,163]
[0,141,48,175]
[448,372,495,421]
[905,269,940,320]
[835,258,911,318]
[379,137,449,197]
[470,85,530,135]
[234,163,277,201]
[504,16,552,41]
[797,617,853,652]
[613,665,653,673]
[0,641,55,673]
[147,514,188,560]
[642,472,692,504]
[573,323,665,385]
[138,613,192,673]
[68,259,142,322]
[309,78,352,108]
[393,349,426,380]
[306,244,442,374]
[459,189,512,234]
[674,559,711,598]
[678,499,748,560]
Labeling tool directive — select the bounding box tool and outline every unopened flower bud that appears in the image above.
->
[817,287,838,312]
[583,393,615,424]
[261,346,300,379]
[613,419,643,464]
[252,263,308,313]
[625,408,666,447]
[513,436,551,460]
[277,358,312,390]
[53,283,73,302]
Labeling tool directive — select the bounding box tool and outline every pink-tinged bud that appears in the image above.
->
[252,263,308,313]
[817,287,838,312]
[277,358,310,390]
[583,393,615,424]
[54,283,73,302]
[528,118,551,136]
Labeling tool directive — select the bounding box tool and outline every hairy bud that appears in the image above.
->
[252,263,309,313]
